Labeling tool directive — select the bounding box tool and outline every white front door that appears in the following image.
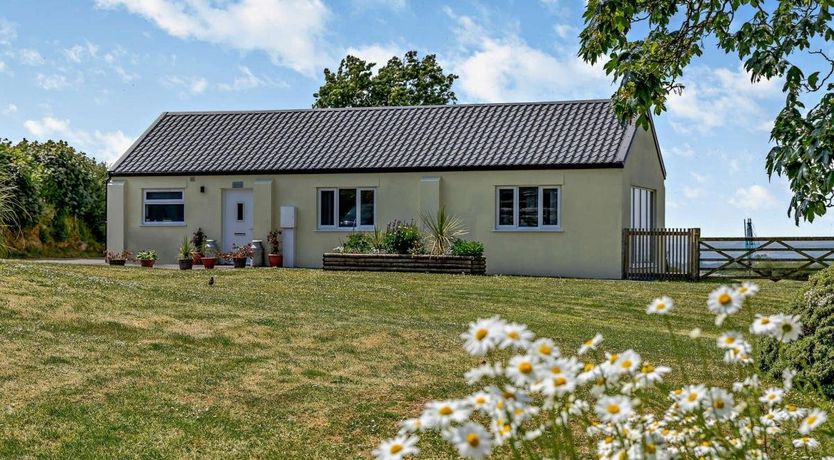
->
[222,189,254,253]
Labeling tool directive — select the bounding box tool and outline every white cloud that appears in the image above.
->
[96,0,332,75]
[346,43,403,67]
[690,171,707,183]
[2,103,17,115]
[63,42,99,63]
[0,60,5,73]
[445,9,611,102]
[23,116,134,164]
[217,66,286,91]
[728,185,778,210]
[36,73,71,90]
[667,65,780,133]
[162,75,209,95]
[0,17,15,46]
[669,143,695,157]
[20,48,45,65]
[553,23,577,39]
[682,186,705,199]
[191,77,208,94]
[113,65,139,83]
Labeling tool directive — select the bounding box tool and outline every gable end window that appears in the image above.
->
[143,189,185,225]
[495,186,560,230]
[318,187,375,230]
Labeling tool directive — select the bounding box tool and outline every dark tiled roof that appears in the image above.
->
[109,99,638,176]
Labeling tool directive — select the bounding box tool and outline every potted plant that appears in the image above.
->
[191,228,206,265]
[229,244,253,268]
[104,250,133,266]
[267,229,283,267]
[136,249,158,268]
[178,237,193,270]
[201,245,218,270]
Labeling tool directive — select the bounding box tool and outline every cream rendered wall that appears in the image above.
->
[621,126,666,228]
[110,166,636,278]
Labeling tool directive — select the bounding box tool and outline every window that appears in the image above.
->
[495,186,560,230]
[143,189,184,225]
[630,187,655,229]
[236,202,245,222]
[318,187,375,230]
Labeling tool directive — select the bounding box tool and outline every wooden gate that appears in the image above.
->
[622,228,700,280]
[699,237,834,280]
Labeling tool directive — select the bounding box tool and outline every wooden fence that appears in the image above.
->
[699,237,834,280]
[622,228,700,280]
[623,229,834,280]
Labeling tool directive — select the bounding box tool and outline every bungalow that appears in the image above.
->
[106,99,665,278]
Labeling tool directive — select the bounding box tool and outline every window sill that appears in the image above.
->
[493,228,563,233]
[316,227,376,232]
[141,223,187,227]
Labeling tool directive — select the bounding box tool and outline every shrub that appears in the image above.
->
[374,285,831,459]
[135,249,158,261]
[758,266,834,398]
[191,228,207,255]
[267,229,282,254]
[383,220,423,254]
[342,232,373,253]
[421,207,467,255]
[451,239,484,257]
[178,237,192,260]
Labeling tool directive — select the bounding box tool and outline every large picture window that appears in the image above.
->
[630,186,655,229]
[143,189,184,225]
[496,186,560,230]
[318,187,375,230]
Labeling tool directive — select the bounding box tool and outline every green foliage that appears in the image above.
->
[421,207,467,255]
[758,266,834,398]
[51,210,70,242]
[136,249,158,261]
[267,229,282,254]
[191,228,206,255]
[451,240,484,258]
[313,51,458,108]
[178,237,192,260]
[383,220,423,254]
[579,1,834,223]
[342,232,373,254]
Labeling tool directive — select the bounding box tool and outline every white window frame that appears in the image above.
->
[495,186,561,231]
[142,189,185,226]
[317,187,376,231]
[630,186,655,229]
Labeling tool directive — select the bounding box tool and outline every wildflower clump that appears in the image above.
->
[374,284,832,459]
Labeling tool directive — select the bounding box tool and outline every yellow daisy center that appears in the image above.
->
[621,359,633,369]
[768,393,777,400]
[646,443,656,454]
[538,344,552,355]
[438,406,453,416]
[608,354,619,364]
[761,317,770,325]
[641,364,655,373]
[807,415,817,425]
[390,444,403,454]
[782,323,793,333]
[507,331,520,340]
[607,404,621,415]
[551,366,561,374]
[501,423,511,434]
[519,362,533,374]
[787,404,797,412]
[656,303,666,310]
[739,287,748,293]
[555,376,567,386]
[688,393,699,402]
[714,399,725,409]
[584,363,595,372]
[584,339,594,346]
[466,433,480,447]
[475,396,486,405]
[475,328,488,340]
[724,336,736,344]
[718,293,732,305]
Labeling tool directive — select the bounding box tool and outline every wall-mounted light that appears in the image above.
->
[200,186,205,193]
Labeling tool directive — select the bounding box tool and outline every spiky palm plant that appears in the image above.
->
[421,207,467,256]
[0,173,17,255]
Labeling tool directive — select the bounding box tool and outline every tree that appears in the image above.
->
[579,1,834,223]
[313,51,458,108]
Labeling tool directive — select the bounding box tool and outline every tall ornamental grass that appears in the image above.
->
[374,283,833,459]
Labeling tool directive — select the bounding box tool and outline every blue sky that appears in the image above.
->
[1,0,832,236]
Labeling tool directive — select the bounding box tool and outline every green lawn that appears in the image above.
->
[0,261,822,458]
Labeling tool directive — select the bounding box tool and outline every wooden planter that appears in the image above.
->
[323,253,486,275]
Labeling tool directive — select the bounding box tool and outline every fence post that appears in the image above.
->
[691,228,701,280]
[622,228,630,280]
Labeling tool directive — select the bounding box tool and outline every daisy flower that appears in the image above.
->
[782,368,797,391]
[461,317,505,356]
[499,322,534,350]
[705,387,734,419]
[750,314,775,335]
[373,435,419,460]
[716,331,744,349]
[578,333,603,355]
[678,384,707,412]
[506,354,538,386]
[736,282,759,297]
[464,362,502,386]
[784,403,806,419]
[708,286,743,315]
[467,392,492,413]
[799,409,827,434]
[646,296,674,315]
[613,349,642,375]
[792,436,819,449]
[535,372,577,397]
[759,387,784,406]
[635,362,671,388]
[595,395,635,424]
[421,400,471,429]
[451,422,492,459]
[760,409,788,427]
[398,418,422,434]
[530,338,559,359]
[772,314,802,343]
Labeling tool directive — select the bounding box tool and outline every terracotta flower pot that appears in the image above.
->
[140,259,155,268]
[233,257,247,269]
[178,259,193,270]
[191,253,203,265]
[202,257,217,269]
[268,254,283,267]
[108,259,126,266]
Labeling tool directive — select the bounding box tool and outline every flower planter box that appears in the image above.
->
[322,253,486,275]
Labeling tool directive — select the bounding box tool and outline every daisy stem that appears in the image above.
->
[662,316,690,385]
